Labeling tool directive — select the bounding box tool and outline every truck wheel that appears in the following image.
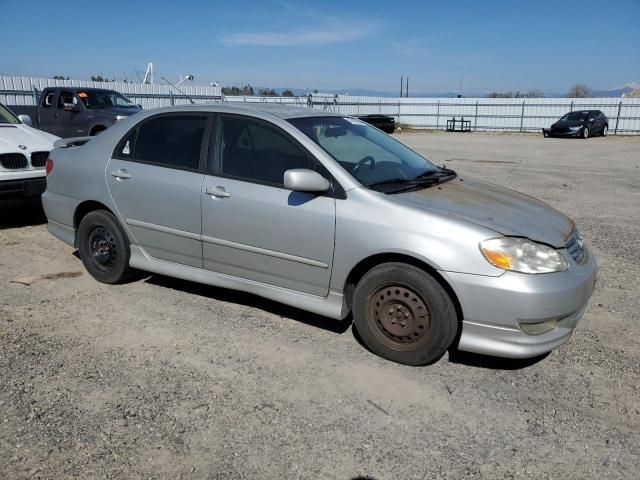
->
[78,210,132,284]
[352,263,458,366]
[90,126,106,136]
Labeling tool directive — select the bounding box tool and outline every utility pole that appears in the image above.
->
[406,76,409,97]
[400,75,404,97]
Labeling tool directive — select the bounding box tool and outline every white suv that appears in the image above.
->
[0,103,58,204]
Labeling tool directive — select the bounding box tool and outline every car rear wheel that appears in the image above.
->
[78,210,132,284]
[582,127,590,139]
[602,125,608,137]
[352,263,458,366]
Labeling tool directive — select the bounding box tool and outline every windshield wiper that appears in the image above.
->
[415,167,457,179]
[367,167,457,191]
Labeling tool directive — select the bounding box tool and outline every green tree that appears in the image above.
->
[281,89,295,97]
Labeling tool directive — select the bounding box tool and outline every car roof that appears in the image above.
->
[140,102,344,120]
[44,87,121,94]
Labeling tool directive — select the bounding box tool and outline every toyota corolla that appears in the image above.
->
[42,104,597,366]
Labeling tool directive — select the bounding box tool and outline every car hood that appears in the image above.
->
[92,107,141,117]
[0,124,58,153]
[394,177,574,248]
[552,119,583,128]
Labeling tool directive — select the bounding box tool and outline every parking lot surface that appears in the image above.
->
[1,132,639,479]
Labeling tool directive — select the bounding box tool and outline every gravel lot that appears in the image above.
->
[1,132,639,479]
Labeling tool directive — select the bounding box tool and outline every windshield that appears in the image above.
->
[77,90,136,109]
[289,116,443,189]
[561,111,589,121]
[0,103,20,124]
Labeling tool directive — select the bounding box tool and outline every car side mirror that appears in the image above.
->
[18,114,33,126]
[284,169,330,193]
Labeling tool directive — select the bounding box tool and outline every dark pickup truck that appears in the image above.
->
[20,87,142,138]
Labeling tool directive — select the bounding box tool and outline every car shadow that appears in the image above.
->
[144,274,352,334]
[447,348,549,370]
[0,199,47,230]
[143,275,549,369]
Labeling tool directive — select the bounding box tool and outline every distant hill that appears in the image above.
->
[240,85,638,99]
[590,86,634,97]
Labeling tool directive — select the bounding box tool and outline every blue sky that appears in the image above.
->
[2,0,639,94]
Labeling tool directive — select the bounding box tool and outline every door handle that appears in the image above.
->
[205,186,231,198]
[111,169,131,180]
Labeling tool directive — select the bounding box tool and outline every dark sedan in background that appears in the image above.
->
[543,110,608,139]
[357,114,396,133]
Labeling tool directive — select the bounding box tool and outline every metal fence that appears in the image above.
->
[2,75,639,134]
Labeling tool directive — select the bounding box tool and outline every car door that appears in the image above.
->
[597,112,606,133]
[37,89,57,134]
[53,90,78,138]
[106,113,210,268]
[201,114,336,297]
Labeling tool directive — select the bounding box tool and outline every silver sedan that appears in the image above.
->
[42,104,596,366]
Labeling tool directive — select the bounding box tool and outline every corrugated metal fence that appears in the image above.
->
[2,75,639,134]
[0,75,222,110]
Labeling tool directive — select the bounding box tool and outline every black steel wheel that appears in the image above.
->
[78,210,132,284]
[353,263,458,366]
[367,285,431,350]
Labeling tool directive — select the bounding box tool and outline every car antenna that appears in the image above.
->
[160,76,195,104]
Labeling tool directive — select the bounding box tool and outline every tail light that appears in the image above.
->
[45,158,54,176]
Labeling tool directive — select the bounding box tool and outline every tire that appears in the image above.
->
[543,131,549,138]
[602,125,608,137]
[352,263,458,366]
[90,127,106,136]
[77,210,132,284]
[582,126,590,139]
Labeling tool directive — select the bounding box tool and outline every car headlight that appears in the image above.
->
[114,115,128,123]
[480,237,568,274]
[569,126,581,130]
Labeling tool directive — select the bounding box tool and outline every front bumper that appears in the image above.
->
[543,128,581,137]
[0,176,47,201]
[442,247,597,358]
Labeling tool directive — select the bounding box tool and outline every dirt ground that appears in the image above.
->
[1,132,639,479]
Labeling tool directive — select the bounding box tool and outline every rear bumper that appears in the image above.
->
[442,247,597,358]
[42,190,79,247]
[0,175,47,201]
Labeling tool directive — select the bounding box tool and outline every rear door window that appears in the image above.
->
[132,115,207,171]
[113,115,208,171]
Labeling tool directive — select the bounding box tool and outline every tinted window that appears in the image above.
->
[219,116,313,185]
[78,90,136,109]
[57,91,74,108]
[561,111,589,121]
[134,115,206,170]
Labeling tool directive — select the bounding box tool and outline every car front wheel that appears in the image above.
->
[582,127,590,139]
[352,263,458,366]
[78,210,132,284]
